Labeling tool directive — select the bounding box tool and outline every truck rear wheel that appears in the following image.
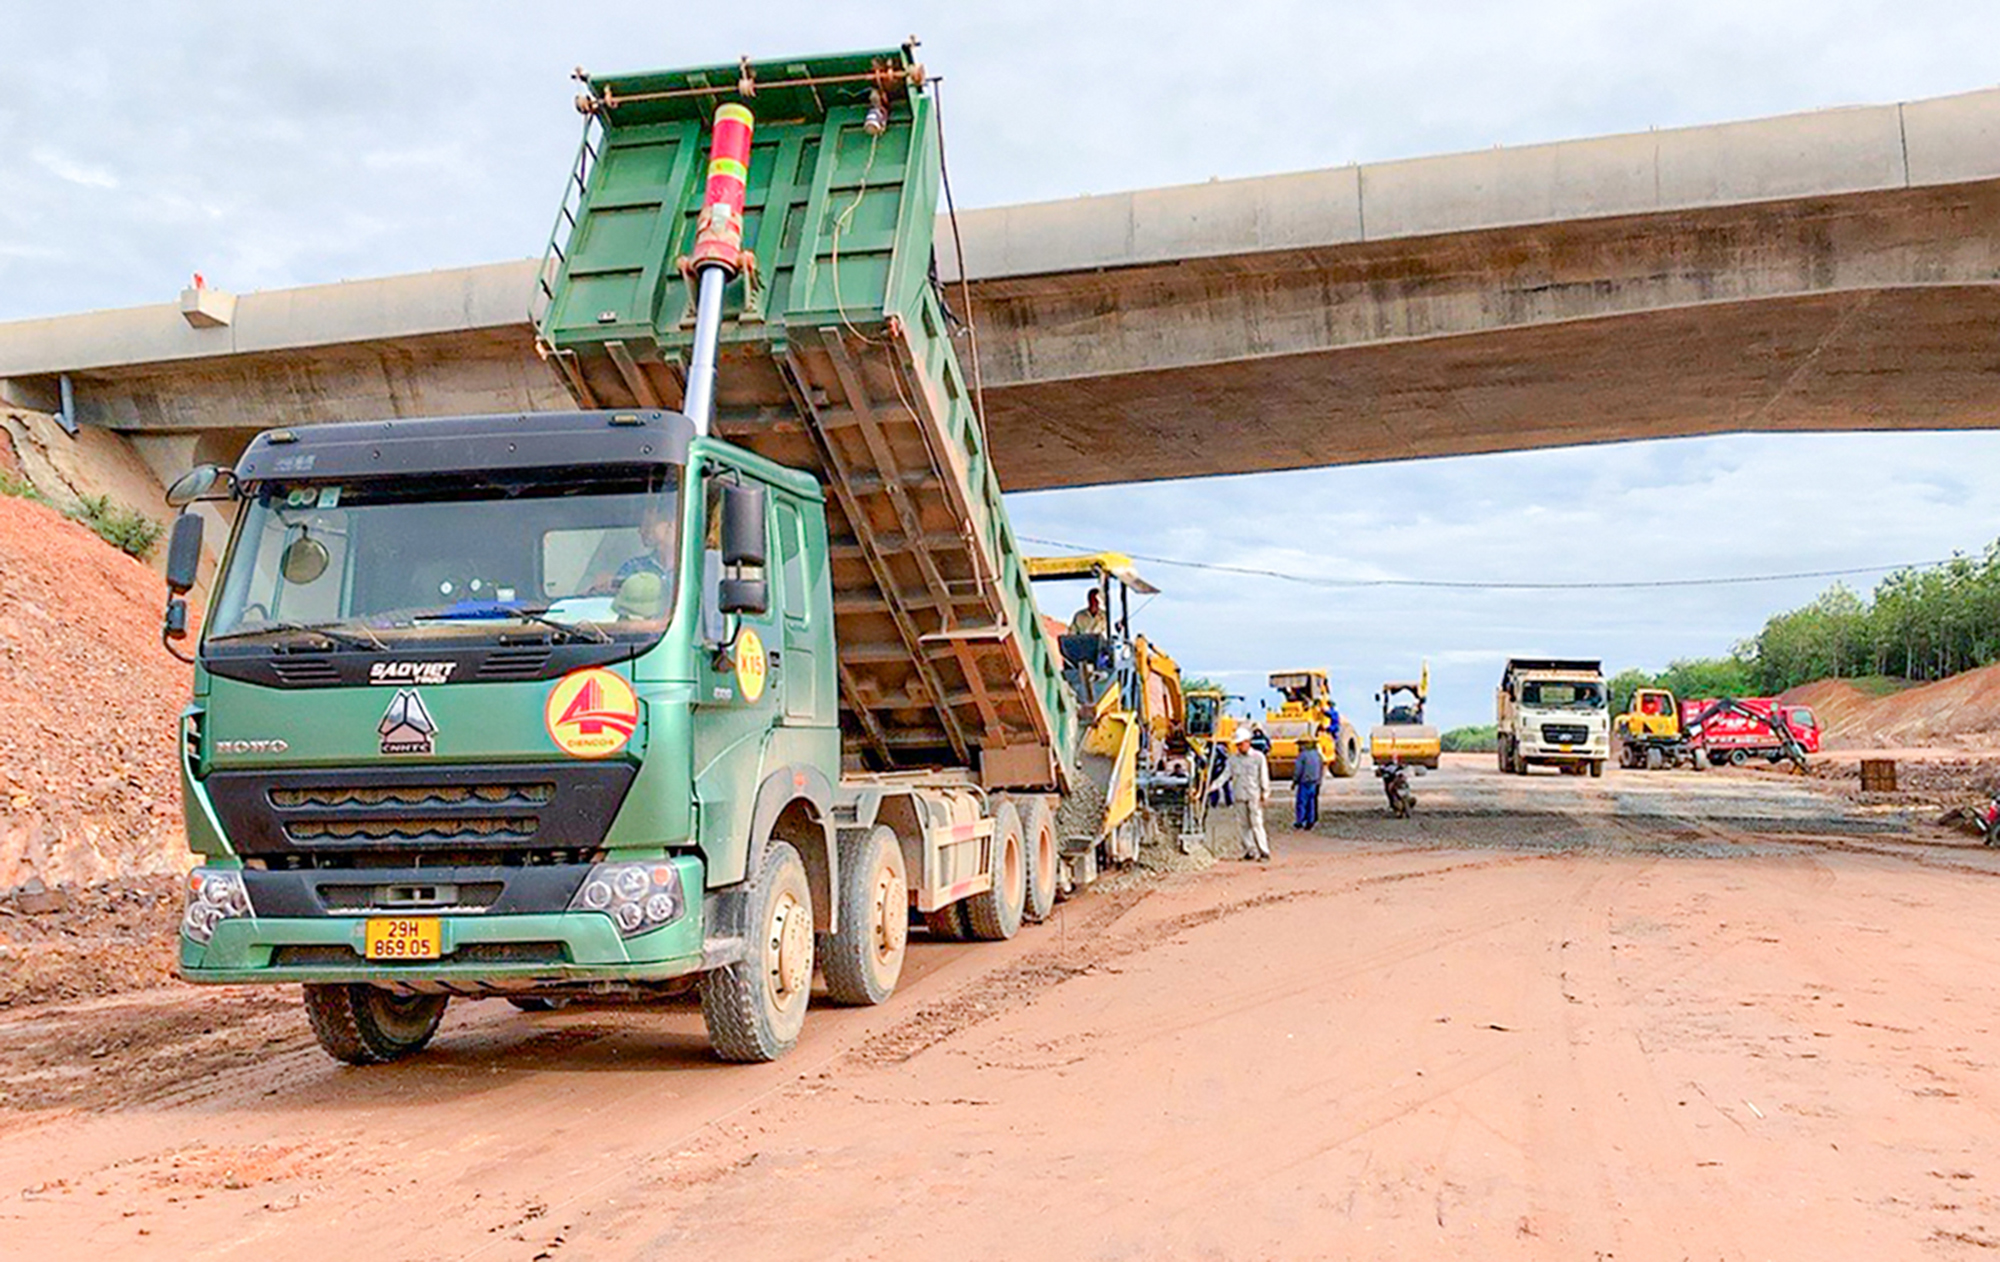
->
[964,800,1025,941]
[701,841,814,1063]
[1730,748,1749,767]
[303,984,448,1065]
[923,902,970,940]
[822,825,909,1006]
[1015,796,1059,924]
[1645,747,1664,771]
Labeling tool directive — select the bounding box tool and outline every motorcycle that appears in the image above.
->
[1377,759,1415,818]
[1981,789,2000,847]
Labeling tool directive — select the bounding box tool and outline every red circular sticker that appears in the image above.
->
[544,668,639,758]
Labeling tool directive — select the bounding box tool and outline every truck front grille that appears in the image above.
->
[1541,724,1590,745]
[286,817,541,845]
[206,764,636,860]
[271,783,555,810]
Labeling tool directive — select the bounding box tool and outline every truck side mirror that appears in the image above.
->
[720,577,768,615]
[720,483,766,567]
[165,512,204,595]
[165,464,226,509]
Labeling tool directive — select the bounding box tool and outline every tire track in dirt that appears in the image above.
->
[847,850,1546,1071]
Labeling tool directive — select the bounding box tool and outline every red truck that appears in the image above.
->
[1681,697,1821,765]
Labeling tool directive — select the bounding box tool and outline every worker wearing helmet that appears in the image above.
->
[1228,727,1272,862]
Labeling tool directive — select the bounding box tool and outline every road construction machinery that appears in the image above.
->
[160,44,1111,1068]
[1496,658,1609,776]
[1027,552,1205,857]
[1260,670,1361,780]
[1370,662,1441,771]
[1614,689,1816,772]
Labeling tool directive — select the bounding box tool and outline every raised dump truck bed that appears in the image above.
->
[534,44,1071,790]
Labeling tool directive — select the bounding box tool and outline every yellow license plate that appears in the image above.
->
[365,917,441,961]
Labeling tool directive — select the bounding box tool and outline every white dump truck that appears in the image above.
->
[1495,658,1610,777]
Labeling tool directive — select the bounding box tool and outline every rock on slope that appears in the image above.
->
[0,493,190,891]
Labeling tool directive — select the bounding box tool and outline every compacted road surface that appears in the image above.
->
[6,759,2000,1259]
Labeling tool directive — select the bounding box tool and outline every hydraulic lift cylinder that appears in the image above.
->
[682,103,754,435]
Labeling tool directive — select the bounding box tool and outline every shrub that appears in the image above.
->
[0,474,164,561]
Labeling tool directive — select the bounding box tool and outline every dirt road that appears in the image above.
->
[8,759,2000,1258]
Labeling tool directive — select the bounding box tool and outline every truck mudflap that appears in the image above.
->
[177,855,708,991]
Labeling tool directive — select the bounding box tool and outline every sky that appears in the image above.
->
[2,0,1997,727]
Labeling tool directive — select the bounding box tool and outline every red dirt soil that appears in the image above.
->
[1784,663,2000,750]
[0,490,192,884]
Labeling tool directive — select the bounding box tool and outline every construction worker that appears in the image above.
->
[1292,737,1324,830]
[1069,588,1107,636]
[1229,728,1272,862]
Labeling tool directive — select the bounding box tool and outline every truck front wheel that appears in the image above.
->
[964,800,1026,941]
[822,826,909,1006]
[303,984,448,1065]
[701,841,815,1062]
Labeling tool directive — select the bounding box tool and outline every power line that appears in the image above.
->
[1016,534,1955,592]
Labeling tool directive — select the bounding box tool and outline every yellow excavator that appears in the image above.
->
[1027,553,1202,875]
[1370,660,1442,770]
[1260,669,1362,780]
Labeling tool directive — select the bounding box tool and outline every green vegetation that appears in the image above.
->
[1615,537,2000,701]
[1609,656,1758,715]
[1440,724,1498,753]
[0,472,165,561]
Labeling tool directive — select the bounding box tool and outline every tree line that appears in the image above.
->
[1612,540,2000,708]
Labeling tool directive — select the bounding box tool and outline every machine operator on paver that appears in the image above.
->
[1027,553,1206,860]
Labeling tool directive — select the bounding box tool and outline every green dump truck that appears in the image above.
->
[161,44,1106,1065]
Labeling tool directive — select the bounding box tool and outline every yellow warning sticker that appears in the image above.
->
[734,628,768,704]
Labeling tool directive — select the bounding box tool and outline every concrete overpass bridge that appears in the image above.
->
[3,86,1997,491]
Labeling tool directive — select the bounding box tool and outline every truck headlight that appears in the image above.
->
[569,862,684,938]
[181,868,250,944]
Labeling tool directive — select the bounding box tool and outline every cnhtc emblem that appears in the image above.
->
[378,689,438,756]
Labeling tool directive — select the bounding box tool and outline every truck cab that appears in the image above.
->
[168,410,854,1060]
[1496,658,1610,777]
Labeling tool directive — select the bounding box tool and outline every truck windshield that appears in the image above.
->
[207,465,684,647]
[1522,681,1604,709]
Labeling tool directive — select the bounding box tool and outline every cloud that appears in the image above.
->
[2,1,1998,732]
[29,146,119,189]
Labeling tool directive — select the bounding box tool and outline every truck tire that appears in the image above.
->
[1730,748,1749,767]
[1644,747,1664,771]
[1589,759,1604,779]
[822,825,909,1007]
[1015,796,1059,924]
[303,984,448,1065]
[1692,748,1709,771]
[923,902,970,940]
[964,799,1026,942]
[506,996,568,1013]
[700,841,814,1063]
[1497,740,1509,774]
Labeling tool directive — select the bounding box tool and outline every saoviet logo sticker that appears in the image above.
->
[733,628,768,703]
[544,668,639,758]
